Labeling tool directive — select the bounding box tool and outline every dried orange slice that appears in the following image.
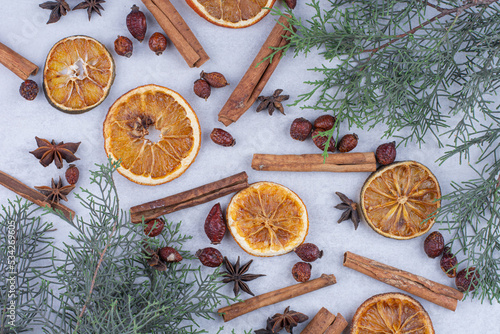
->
[185,0,276,28]
[103,85,201,185]
[351,293,435,334]
[43,35,115,114]
[227,182,308,256]
[360,161,441,240]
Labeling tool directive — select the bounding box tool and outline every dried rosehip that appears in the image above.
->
[204,203,226,244]
[313,115,336,131]
[144,218,165,237]
[284,0,297,9]
[126,5,147,42]
[114,36,133,58]
[20,80,38,101]
[65,164,80,185]
[440,247,458,278]
[194,79,211,100]
[196,247,223,267]
[294,243,323,262]
[201,71,229,88]
[376,141,397,165]
[210,128,235,147]
[312,129,335,152]
[455,267,480,292]
[337,133,359,153]
[423,231,444,258]
[290,117,313,141]
[149,32,168,56]
[159,246,183,263]
[292,262,312,282]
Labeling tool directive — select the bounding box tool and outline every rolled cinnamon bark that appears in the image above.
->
[343,251,463,311]
[0,42,38,80]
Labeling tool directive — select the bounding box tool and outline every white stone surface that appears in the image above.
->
[1,1,499,333]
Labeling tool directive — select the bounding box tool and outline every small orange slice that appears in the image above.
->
[227,182,308,257]
[351,293,435,334]
[185,0,276,28]
[103,85,201,185]
[43,35,115,114]
[360,161,441,240]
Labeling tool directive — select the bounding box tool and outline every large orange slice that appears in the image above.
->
[351,293,435,334]
[43,35,115,114]
[103,85,201,185]
[227,182,308,256]
[185,0,276,28]
[360,161,441,240]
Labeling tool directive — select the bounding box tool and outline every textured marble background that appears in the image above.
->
[1,1,499,333]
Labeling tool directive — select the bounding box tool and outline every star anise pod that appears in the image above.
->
[256,89,289,115]
[143,247,167,271]
[255,318,277,334]
[35,177,75,203]
[73,0,105,21]
[335,191,361,229]
[39,0,71,24]
[30,137,80,169]
[221,256,265,297]
[269,306,308,333]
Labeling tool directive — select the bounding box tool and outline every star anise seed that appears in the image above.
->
[335,191,361,229]
[35,177,75,203]
[39,0,71,24]
[143,247,167,271]
[269,306,308,333]
[255,318,276,334]
[73,0,105,21]
[30,137,80,169]
[221,256,265,297]
[256,89,289,115]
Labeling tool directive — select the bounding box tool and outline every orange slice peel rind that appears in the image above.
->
[227,181,308,257]
[103,84,201,186]
[43,35,115,114]
[360,161,441,240]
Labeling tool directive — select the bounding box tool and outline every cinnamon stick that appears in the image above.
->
[218,15,292,126]
[0,170,74,221]
[218,273,337,322]
[300,307,336,334]
[343,251,464,311]
[324,313,348,334]
[252,153,377,172]
[0,42,38,80]
[142,0,209,68]
[130,172,248,223]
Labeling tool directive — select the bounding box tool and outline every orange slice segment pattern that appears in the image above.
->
[186,0,276,28]
[227,182,308,256]
[351,293,435,334]
[103,85,201,186]
[361,161,441,240]
[43,36,114,114]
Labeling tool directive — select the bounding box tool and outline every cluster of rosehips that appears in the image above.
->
[291,243,323,283]
[193,71,229,100]
[424,231,480,293]
[115,5,168,58]
[289,115,359,153]
[142,218,183,267]
[196,203,226,267]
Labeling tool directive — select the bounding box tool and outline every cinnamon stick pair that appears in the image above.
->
[301,308,348,334]
[343,252,464,311]
[252,153,377,173]
[0,42,38,80]
[142,0,209,67]
[218,15,293,126]
[130,172,248,223]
